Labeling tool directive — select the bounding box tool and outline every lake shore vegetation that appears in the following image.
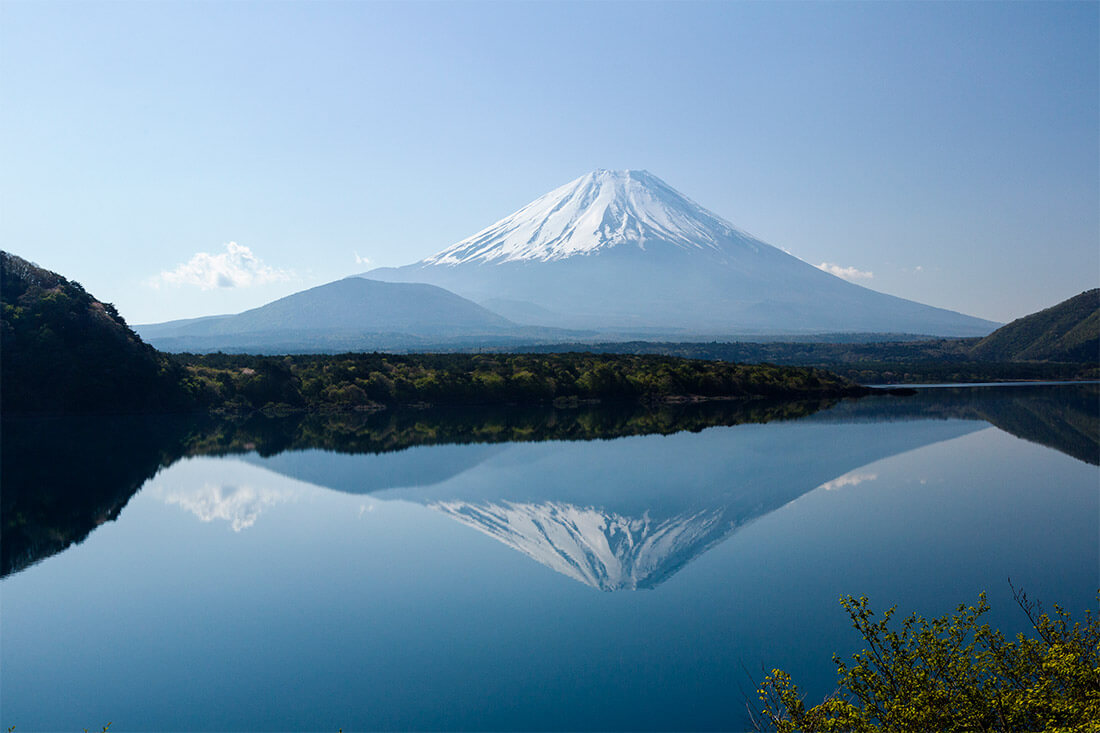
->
[171,351,869,415]
[757,587,1100,732]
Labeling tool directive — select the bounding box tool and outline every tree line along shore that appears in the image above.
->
[4,251,1096,416]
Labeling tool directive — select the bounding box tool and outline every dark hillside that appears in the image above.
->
[970,289,1099,362]
[1,251,188,413]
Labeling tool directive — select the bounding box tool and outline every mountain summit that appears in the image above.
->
[425,169,757,265]
[366,170,999,337]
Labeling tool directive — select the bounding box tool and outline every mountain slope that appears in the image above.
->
[236,414,984,590]
[423,169,753,264]
[970,288,1099,362]
[1,251,187,413]
[137,277,519,352]
[366,170,999,337]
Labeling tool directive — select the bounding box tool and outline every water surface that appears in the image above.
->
[2,385,1097,730]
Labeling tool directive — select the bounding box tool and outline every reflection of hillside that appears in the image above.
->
[5,384,1093,581]
[813,383,1099,465]
[1,415,202,577]
[366,418,981,590]
[188,398,838,458]
[221,418,984,590]
[0,400,834,578]
[974,387,1098,465]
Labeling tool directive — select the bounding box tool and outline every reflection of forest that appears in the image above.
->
[3,384,1095,579]
[187,398,838,456]
[0,399,834,578]
[1,415,199,578]
[811,383,1099,466]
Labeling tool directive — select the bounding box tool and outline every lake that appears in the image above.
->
[2,384,1097,731]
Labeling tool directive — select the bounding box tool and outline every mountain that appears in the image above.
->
[0,251,187,413]
[137,277,523,353]
[970,288,1099,363]
[365,170,999,337]
[246,415,983,590]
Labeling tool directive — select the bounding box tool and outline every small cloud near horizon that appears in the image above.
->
[151,242,291,290]
[816,262,874,281]
[157,481,298,532]
[354,251,372,265]
[818,472,878,491]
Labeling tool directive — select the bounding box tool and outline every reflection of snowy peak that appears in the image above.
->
[431,500,735,590]
[227,414,987,591]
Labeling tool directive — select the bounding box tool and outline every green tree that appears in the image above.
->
[758,588,1100,732]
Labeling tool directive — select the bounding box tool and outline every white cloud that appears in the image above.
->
[817,262,874,281]
[159,481,297,531]
[354,251,372,265]
[153,242,291,289]
[817,471,878,491]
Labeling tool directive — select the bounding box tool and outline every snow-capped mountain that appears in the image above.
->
[366,170,999,336]
[430,500,736,591]
[242,412,986,590]
[424,169,756,265]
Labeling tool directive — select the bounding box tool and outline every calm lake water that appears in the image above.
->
[2,384,1097,731]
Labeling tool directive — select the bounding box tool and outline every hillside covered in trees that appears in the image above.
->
[517,290,1099,384]
[172,351,867,413]
[1,252,190,413]
[1,253,867,415]
[970,288,1098,362]
[6,251,1090,415]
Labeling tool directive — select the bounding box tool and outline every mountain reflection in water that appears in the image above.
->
[255,417,980,590]
[2,384,1096,583]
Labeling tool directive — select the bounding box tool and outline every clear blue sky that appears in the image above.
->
[2,0,1097,325]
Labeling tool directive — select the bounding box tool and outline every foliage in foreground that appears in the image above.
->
[758,588,1100,732]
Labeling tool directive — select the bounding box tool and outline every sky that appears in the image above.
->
[1,0,1097,326]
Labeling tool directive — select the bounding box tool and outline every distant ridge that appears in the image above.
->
[137,277,522,352]
[971,289,1099,363]
[366,169,1000,337]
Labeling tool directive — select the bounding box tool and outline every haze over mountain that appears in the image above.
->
[137,277,530,352]
[366,170,999,337]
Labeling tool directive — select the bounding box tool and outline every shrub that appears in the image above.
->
[758,587,1100,732]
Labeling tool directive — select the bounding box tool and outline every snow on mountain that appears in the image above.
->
[425,169,759,265]
[366,170,1000,337]
[233,413,987,591]
[430,500,735,591]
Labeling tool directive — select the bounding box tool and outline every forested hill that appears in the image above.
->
[1,251,189,413]
[511,291,1099,384]
[1,253,868,414]
[970,288,1099,363]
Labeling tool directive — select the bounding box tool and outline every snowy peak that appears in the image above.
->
[366,169,1001,336]
[429,499,737,591]
[423,169,759,266]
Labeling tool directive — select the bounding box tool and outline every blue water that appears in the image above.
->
[2,385,1097,731]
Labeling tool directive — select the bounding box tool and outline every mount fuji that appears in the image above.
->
[365,170,998,337]
[241,411,984,590]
